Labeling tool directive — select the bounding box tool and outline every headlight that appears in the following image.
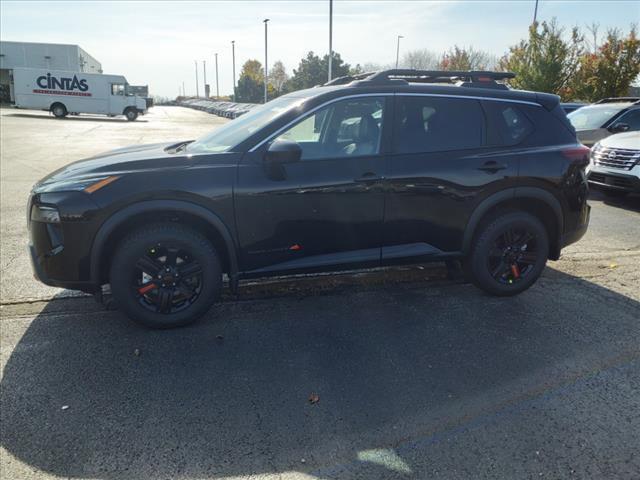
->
[32,175,119,194]
[30,205,60,223]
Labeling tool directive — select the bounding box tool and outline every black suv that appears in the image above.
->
[28,70,591,328]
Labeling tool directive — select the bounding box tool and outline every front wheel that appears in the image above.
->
[465,212,549,296]
[124,108,138,121]
[110,223,222,328]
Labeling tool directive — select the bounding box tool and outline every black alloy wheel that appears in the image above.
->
[134,243,203,314]
[110,223,222,328]
[466,211,549,296]
[486,227,539,285]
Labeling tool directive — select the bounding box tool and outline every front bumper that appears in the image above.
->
[28,191,101,293]
[587,165,640,193]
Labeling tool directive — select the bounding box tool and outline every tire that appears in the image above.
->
[51,103,67,118]
[110,223,222,329]
[465,211,549,296]
[125,108,138,121]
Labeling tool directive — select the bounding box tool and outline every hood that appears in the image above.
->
[35,141,193,187]
[599,131,640,150]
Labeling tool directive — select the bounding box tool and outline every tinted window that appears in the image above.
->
[393,96,484,154]
[616,109,640,130]
[275,97,385,160]
[483,102,534,145]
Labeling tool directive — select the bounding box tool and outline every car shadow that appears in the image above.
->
[5,113,148,123]
[1,266,639,479]
[589,188,640,213]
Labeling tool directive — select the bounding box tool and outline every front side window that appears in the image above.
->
[616,109,640,130]
[393,96,484,154]
[111,84,125,96]
[274,97,385,160]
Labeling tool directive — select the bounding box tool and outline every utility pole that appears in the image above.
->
[328,0,333,82]
[215,53,219,98]
[231,40,236,100]
[203,60,207,97]
[263,18,270,103]
[395,35,404,69]
[533,0,539,24]
[195,60,199,97]
[182,81,185,97]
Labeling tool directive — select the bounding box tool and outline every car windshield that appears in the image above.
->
[187,96,306,153]
[567,104,630,130]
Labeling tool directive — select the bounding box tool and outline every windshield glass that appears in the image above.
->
[187,96,306,153]
[568,104,629,130]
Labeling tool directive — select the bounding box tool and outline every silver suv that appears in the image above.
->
[568,98,640,147]
[587,131,640,197]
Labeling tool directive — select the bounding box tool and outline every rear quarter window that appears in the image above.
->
[483,102,534,146]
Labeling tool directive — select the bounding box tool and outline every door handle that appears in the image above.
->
[477,161,507,173]
[354,172,383,183]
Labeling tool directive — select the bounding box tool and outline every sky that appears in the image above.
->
[1,0,638,98]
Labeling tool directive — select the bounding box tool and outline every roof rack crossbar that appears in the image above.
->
[365,69,516,83]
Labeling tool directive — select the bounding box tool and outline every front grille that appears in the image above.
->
[592,146,640,170]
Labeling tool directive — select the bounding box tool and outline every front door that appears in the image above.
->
[235,95,390,273]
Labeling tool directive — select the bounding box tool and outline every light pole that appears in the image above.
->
[203,60,207,97]
[215,53,219,99]
[328,0,333,82]
[533,0,539,24]
[263,18,270,103]
[231,40,236,100]
[395,35,404,69]
[195,60,199,97]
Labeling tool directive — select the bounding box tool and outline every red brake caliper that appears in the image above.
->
[138,283,157,295]
[510,264,521,279]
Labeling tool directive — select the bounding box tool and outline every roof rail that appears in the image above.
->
[322,69,516,90]
[595,97,640,104]
[323,71,376,86]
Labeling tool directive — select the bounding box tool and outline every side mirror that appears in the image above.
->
[609,122,630,133]
[265,140,302,164]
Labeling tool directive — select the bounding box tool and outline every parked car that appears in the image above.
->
[587,131,640,197]
[561,102,587,114]
[28,69,590,328]
[568,97,640,146]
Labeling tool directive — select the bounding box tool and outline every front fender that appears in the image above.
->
[89,199,238,286]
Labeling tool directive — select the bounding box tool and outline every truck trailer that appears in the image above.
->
[10,68,148,121]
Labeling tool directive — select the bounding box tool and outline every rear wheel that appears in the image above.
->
[110,223,222,328]
[466,212,549,296]
[124,108,138,121]
[51,103,67,118]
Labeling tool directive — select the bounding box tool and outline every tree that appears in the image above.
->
[268,60,289,97]
[236,59,264,103]
[569,26,640,102]
[439,46,496,71]
[403,49,439,70]
[287,51,351,91]
[499,19,583,99]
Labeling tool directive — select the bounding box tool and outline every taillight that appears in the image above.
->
[562,145,591,166]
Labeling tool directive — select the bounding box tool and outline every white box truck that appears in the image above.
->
[10,68,148,121]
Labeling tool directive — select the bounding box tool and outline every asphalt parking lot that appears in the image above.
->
[1,106,639,479]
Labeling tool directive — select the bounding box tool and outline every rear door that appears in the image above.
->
[382,95,523,259]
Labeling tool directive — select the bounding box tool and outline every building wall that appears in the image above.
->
[0,41,102,73]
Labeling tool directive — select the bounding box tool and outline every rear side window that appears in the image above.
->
[483,102,534,146]
[393,96,484,154]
